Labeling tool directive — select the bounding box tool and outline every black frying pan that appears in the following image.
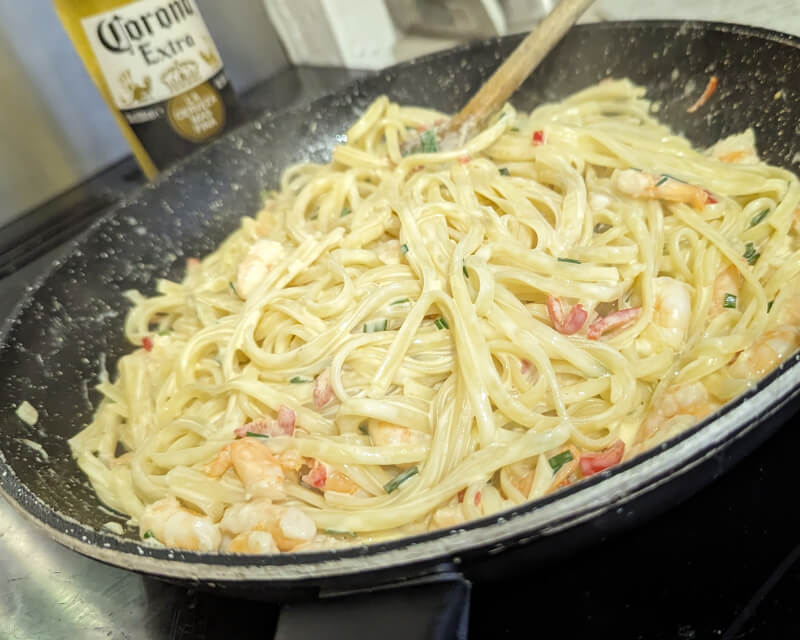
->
[2,22,800,603]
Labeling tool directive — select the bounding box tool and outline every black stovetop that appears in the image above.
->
[1,65,798,640]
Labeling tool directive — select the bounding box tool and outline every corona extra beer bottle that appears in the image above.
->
[54,0,240,178]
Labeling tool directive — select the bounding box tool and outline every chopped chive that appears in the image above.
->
[400,244,409,254]
[557,257,581,264]
[421,129,438,153]
[246,431,270,439]
[363,319,388,333]
[660,173,687,184]
[358,421,369,435]
[749,208,769,227]
[463,264,470,278]
[323,528,358,538]
[390,298,410,305]
[743,242,760,265]
[510,126,520,132]
[768,300,775,313]
[289,376,311,384]
[340,206,352,217]
[655,175,669,187]
[723,293,737,309]
[434,317,450,330]
[143,529,154,539]
[548,450,574,473]
[310,213,318,220]
[498,112,507,120]
[384,466,419,493]
[229,281,238,296]
[158,329,171,336]
[499,167,510,176]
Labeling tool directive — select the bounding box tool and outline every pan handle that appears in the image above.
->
[274,571,471,640]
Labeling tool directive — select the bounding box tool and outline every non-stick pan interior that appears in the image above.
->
[1,21,799,581]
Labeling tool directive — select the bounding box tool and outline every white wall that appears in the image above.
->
[0,0,288,226]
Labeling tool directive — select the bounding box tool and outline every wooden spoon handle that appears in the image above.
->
[445,0,595,137]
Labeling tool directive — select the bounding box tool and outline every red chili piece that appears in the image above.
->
[580,440,625,477]
[587,308,642,340]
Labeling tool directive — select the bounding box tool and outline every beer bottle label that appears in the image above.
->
[81,0,236,169]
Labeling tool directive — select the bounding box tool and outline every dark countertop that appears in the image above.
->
[2,65,800,640]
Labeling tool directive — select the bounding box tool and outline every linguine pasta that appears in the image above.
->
[70,80,800,553]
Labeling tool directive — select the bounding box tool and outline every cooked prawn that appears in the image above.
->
[368,420,424,447]
[546,445,580,494]
[139,496,221,551]
[219,498,316,552]
[641,382,719,442]
[613,169,714,210]
[235,238,286,299]
[300,458,361,494]
[712,264,743,315]
[226,530,280,554]
[729,326,800,380]
[652,276,693,349]
[204,438,285,499]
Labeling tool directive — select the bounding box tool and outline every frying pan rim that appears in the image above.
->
[1,19,799,583]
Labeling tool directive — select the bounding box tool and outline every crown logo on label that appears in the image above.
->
[160,60,201,94]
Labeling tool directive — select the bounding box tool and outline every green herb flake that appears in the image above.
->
[363,319,388,333]
[510,126,520,132]
[655,175,670,187]
[289,376,311,384]
[390,298,410,306]
[340,206,352,217]
[143,529,154,539]
[434,317,450,330]
[723,293,737,309]
[557,257,581,264]
[158,329,171,336]
[660,173,687,184]
[421,129,438,153]
[246,431,270,439]
[743,242,761,265]
[749,208,769,227]
[323,529,358,538]
[229,281,239,296]
[384,466,419,493]
[310,213,319,220]
[768,300,775,313]
[548,450,574,473]
[462,264,470,278]
[499,167,510,176]
[358,421,369,435]
[400,244,409,254]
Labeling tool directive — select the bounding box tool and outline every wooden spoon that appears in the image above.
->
[427,0,596,149]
